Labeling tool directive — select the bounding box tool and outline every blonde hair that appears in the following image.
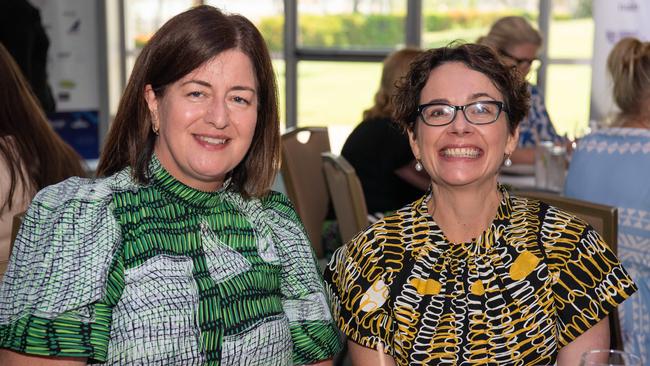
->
[607,37,650,125]
[363,47,423,120]
[477,16,542,52]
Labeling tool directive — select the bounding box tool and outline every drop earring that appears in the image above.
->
[503,154,512,167]
[415,160,423,172]
[152,118,159,135]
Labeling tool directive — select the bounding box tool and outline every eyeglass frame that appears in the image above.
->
[416,100,507,127]
[499,49,539,68]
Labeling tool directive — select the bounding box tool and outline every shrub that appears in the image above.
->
[258,16,284,52]
[258,13,403,52]
[258,10,544,53]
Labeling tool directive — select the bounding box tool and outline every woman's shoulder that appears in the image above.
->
[1,172,130,325]
[573,127,650,158]
[583,127,650,141]
[509,194,592,231]
[32,167,137,209]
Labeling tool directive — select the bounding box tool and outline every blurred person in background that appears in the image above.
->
[322,48,429,258]
[478,15,565,165]
[0,43,84,281]
[565,37,650,364]
[325,43,636,366]
[341,47,429,215]
[0,0,56,114]
[0,6,340,365]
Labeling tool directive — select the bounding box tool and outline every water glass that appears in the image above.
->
[579,349,642,366]
[535,141,567,192]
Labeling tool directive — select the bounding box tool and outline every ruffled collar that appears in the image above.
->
[414,184,513,258]
[148,155,230,210]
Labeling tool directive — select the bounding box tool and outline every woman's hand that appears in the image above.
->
[348,340,397,366]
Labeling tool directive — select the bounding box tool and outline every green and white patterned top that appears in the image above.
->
[0,156,341,365]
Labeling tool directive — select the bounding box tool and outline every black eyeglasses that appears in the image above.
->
[417,101,506,127]
[499,49,539,68]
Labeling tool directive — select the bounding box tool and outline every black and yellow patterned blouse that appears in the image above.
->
[324,187,637,365]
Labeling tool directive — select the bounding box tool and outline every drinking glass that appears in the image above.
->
[579,349,642,366]
[535,141,567,192]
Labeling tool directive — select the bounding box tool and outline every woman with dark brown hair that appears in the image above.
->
[0,43,84,279]
[324,43,636,365]
[0,5,340,365]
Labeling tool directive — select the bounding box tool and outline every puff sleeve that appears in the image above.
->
[0,176,124,362]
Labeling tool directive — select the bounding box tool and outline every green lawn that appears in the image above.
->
[273,18,594,146]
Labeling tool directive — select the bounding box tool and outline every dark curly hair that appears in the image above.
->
[393,42,529,135]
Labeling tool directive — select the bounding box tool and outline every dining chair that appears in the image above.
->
[321,152,369,244]
[280,127,331,259]
[516,190,623,350]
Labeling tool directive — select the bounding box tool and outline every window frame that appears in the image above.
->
[109,0,590,131]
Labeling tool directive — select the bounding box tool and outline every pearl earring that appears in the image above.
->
[415,160,423,172]
[503,155,512,167]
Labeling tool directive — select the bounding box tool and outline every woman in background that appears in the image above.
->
[0,6,340,365]
[341,48,429,215]
[565,37,650,364]
[0,43,84,280]
[322,48,429,257]
[478,16,565,164]
[325,43,636,365]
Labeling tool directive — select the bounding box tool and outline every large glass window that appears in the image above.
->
[123,0,195,81]
[293,0,407,152]
[115,0,594,147]
[297,0,407,50]
[121,0,285,121]
[545,64,592,137]
[421,0,539,48]
[546,0,593,137]
[298,61,382,153]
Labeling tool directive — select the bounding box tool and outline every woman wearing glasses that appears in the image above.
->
[478,16,564,164]
[324,43,636,365]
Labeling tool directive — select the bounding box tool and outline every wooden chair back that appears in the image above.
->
[280,127,330,258]
[517,190,622,350]
[321,153,369,244]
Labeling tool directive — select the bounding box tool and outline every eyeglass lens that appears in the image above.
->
[420,102,501,126]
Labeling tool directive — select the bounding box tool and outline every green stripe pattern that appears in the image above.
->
[0,157,341,365]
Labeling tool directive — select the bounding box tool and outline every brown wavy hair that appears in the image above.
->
[392,43,529,136]
[0,43,85,213]
[96,5,280,198]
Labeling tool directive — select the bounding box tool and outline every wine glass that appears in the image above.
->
[579,349,642,366]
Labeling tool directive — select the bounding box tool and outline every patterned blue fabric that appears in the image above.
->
[564,127,650,363]
[518,84,563,147]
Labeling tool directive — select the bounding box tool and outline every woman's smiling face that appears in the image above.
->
[145,49,258,191]
[409,61,518,189]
